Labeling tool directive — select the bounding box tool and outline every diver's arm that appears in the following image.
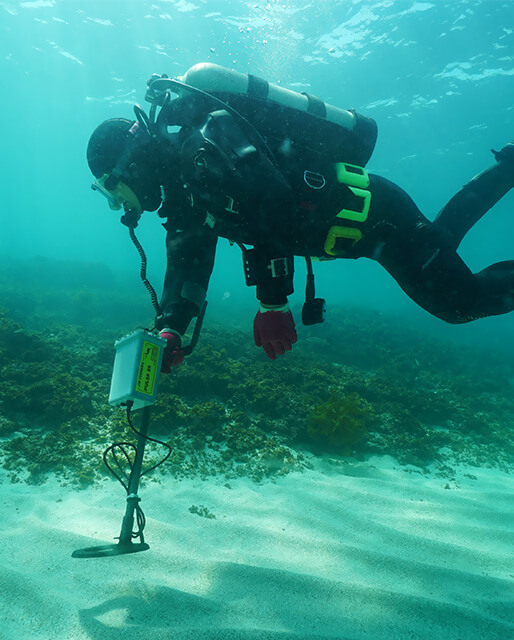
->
[252,265,297,359]
[156,219,217,335]
[201,110,299,358]
[175,109,298,359]
[244,246,295,306]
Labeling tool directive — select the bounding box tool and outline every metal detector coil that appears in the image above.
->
[72,211,208,559]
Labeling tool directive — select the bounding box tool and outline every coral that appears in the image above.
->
[190,401,227,433]
[1,363,94,425]
[150,393,189,434]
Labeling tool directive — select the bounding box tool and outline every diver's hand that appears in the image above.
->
[253,303,297,360]
[159,329,185,372]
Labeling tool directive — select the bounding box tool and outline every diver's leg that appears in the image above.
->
[433,144,514,250]
[377,222,484,323]
[473,261,514,317]
[366,175,514,323]
[380,231,514,323]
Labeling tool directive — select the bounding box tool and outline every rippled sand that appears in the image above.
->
[1,456,512,640]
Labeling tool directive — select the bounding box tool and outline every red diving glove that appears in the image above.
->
[253,303,298,360]
[159,329,185,372]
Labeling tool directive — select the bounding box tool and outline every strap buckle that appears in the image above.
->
[336,187,371,222]
[269,257,289,278]
[335,162,370,189]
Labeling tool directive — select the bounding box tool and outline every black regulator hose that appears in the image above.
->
[127,223,163,320]
[124,208,208,339]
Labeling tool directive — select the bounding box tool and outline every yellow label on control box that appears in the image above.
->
[136,341,161,396]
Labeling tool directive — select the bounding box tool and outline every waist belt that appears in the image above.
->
[324,162,371,257]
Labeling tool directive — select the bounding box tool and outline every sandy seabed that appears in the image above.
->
[0,455,512,640]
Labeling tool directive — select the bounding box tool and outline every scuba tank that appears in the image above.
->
[147,62,378,167]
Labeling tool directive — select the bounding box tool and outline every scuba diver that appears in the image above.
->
[87,63,514,369]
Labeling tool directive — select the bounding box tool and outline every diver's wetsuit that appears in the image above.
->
[155,107,514,333]
[359,165,514,323]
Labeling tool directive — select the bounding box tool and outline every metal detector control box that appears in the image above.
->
[108,329,167,410]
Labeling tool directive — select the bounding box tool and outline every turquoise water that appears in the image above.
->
[1,0,513,337]
[1,4,514,638]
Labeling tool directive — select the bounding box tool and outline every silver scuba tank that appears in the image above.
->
[180,63,355,129]
[175,63,378,166]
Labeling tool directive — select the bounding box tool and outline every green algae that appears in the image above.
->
[189,504,216,519]
[1,257,513,487]
[306,391,372,455]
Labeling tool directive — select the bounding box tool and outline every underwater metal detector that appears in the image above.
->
[72,221,206,559]
[72,313,205,559]
[72,329,167,558]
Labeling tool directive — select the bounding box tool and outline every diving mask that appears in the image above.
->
[91,174,143,216]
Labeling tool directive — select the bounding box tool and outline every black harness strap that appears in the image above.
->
[302,92,327,118]
[247,74,269,100]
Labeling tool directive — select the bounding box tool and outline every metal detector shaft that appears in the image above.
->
[72,405,152,558]
[118,405,151,545]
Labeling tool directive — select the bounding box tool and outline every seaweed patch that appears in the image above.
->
[0,257,513,487]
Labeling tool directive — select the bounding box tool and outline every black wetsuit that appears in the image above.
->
[155,108,514,333]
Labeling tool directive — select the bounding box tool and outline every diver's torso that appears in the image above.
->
[161,110,375,259]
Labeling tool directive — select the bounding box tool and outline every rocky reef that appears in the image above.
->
[0,256,513,487]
